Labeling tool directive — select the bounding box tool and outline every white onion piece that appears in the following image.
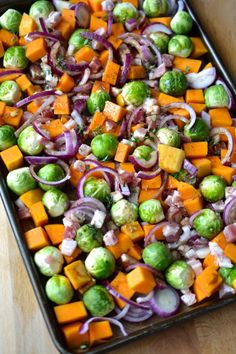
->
[186,67,216,89]
[162,102,196,129]
[201,110,211,128]
[142,23,172,35]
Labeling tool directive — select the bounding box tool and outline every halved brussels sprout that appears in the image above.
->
[85,247,115,279]
[159,71,187,97]
[168,35,193,58]
[204,85,229,108]
[84,178,111,202]
[157,127,181,147]
[6,167,37,196]
[45,275,74,304]
[83,285,115,316]
[34,246,64,276]
[87,90,110,115]
[91,133,118,160]
[18,126,44,155]
[122,81,149,107]
[29,0,54,27]
[0,125,16,151]
[200,175,226,202]
[219,266,236,288]
[37,163,65,191]
[150,32,170,53]
[139,199,165,224]
[111,199,138,226]
[184,118,209,142]
[42,189,69,217]
[170,11,193,35]
[113,2,139,23]
[193,208,223,239]
[0,9,22,34]
[133,145,153,161]
[69,29,90,51]
[76,224,103,252]
[165,260,195,289]
[3,46,29,70]
[143,0,168,17]
[0,81,21,105]
[143,242,172,271]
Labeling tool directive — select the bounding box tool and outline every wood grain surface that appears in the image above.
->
[1,1,236,354]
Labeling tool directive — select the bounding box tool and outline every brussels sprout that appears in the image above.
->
[149,32,170,53]
[83,285,115,316]
[200,175,226,203]
[34,246,64,276]
[0,9,22,34]
[76,224,103,252]
[0,125,16,151]
[232,181,236,188]
[142,242,172,271]
[165,260,195,290]
[6,167,37,196]
[3,46,29,70]
[204,85,229,108]
[84,178,111,202]
[133,145,153,161]
[87,90,110,115]
[113,2,139,23]
[193,208,223,240]
[17,126,44,155]
[184,118,209,142]
[143,0,168,17]
[170,11,193,35]
[69,29,90,51]
[219,266,236,288]
[85,247,115,279]
[139,199,165,224]
[111,199,138,226]
[91,133,118,160]
[37,163,65,191]
[42,189,69,217]
[0,81,21,105]
[157,127,181,147]
[159,71,187,97]
[168,35,193,58]
[29,0,54,27]
[45,275,74,304]
[122,81,149,107]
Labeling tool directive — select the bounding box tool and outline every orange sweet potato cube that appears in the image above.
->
[29,201,49,227]
[0,145,23,171]
[126,266,156,294]
[54,301,87,324]
[24,226,50,251]
[111,272,135,308]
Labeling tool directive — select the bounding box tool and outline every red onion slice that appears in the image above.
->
[144,221,169,247]
[223,197,236,225]
[129,151,158,171]
[39,17,48,33]
[81,31,114,50]
[162,102,196,129]
[45,130,80,158]
[70,197,106,213]
[32,118,51,140]
[189,210,202,225]
[29,160,70,185]
[137,168,162,180]
[149,286,180,318]
[186,67,216,89]
[210,127,234,164]
[28,31,62,42]
[183,159,198,176]
[201,110,211,128]
[123,310,153,322]
[0,69,23,78]
[79,317,128,337]
[151,171,169,200]
[25,156,58,164]
[119,53,132,86]
[127,107,145,138]
[113,304,130,320]
[216,78,236,111]
[142,22,172,35]
[15,90,59,108]
[107,12,113,36]
[75,2,91,28]
[159,114,188,128]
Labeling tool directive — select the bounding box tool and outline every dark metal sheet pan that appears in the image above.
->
[0,0,236,353]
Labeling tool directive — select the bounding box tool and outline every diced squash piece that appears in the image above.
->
[149,17,171,27]
[111,272,135,308]
[107,233,133,259]
[0,29,18,47]
[0,69,21,83]
[19,37,27,46]
[43,119,66,139]
[26,38,47,62]
[114,143,132,163]
[19,13,37,37]
[120,162,135,173]
[27,101,40,114]
[138,189,159,203]
[61,9,76,30]
[183,197,203,216]
[190,37,208,58]
[183,142,208,158]
[128,244,142,260]
[157,93,184,106]
[88,0,103,11]
[99,50,109,67]
[0,101,6,115]
[177,182,200,201]
[185,89,204,103]
[29,201,49,227]
[101,161,115,169]
[143,224,165,241]
[57,73,75,93]
[16,75,32,92]
[64,260,92,290]
[189,103,206,114]
[88,111,106,133]
[111,23,125,36]
[2,107,23,128]
[90,14,107,32]
[121,221,145,242]
[221,149,236,163]
[203,254,218,269]
[212,231,227,250]
[75,46,98,63]
[224,243,236,263]
[158,144,185,173]
[24,227,50,251]
[60,245,81,264]
[92,80,110,94]
[92,11,106,19]
[141,175,162,190]
[191,158,212,178]
[62,322,89,350]
[19,188,44,208]
[44,224,65,245]
[127,66,146,79]
[209,108,232,127]
[0,41,4,58]
[103,101,126,122]
[193,266,223,302]
[77,278,96,294]
[167,175,181,189]
[106,243,122,260]
[173,57,202,73]
[69,165,84,188]
[212,165,235,184]
[55,20,74,40]
[90,321,113,345]
[102,61,120,85]
[108,35,122,50]
[53,95,70,115]
[0,145,23,171]
[207,155,221,167]
[122,0,138,7]
[126,266,156,294]
[54,301,87,325]
[219,127,236,142]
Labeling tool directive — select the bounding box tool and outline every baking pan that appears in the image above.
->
[0,0,236,353]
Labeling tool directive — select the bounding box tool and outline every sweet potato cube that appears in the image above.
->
[212,232,227,250]
[55,20,74,40]
[0,145,23,171]
[53,94,71,115]
[0,29,18,47]
[103,101,126,122]
[29,201,49,227]
[90,14,107,32]
[158,144,185,173]
[64,260,92,290]
[185,89,204,103]
[183,197,203,216]
[224,243,236,263]
[191,158,211,178]
[114,143,132,163]
[19,13,37,37]
[121,221,145,242]
[19,188,44,208]
[75,46,98,63]
[54,301,88,324]
[24,226,50,251]
[127,65,146,79]
[173,57,202,73]
[26,38,47,62]
[128,244,142,260]
[193,266,223,302]
[90,321,113,345]
[143,224,165,241]
[111,272,135,308]
[190,37,208,58]
[209,108,232,127]
[212,165,235,184]
[16,74,32,92]
[44,224,65,245]
[183,142,208,158]
[126,266,156,294]
[62,322,89,350]
[2,107,23,128]
[102,61,120,85]
[141,175,162,190]
[138,189,160,203]
[92,80,110,94]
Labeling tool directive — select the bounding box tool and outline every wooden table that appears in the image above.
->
[1,1,236,353]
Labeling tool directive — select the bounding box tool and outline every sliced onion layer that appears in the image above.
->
[29,160,70,185]
[149,286,180,318]
[162,102,196,129]
[142,22,172,35]
[210,127,234,164]
[144,221,169,247]
[223,197,236,225]
[75,2,90,28]
[186,67,216,89]
[137,168,162,180]
[79,317,128,336]
[15,90,59,108]
[129,151,158,171]
[216,78,236,111]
